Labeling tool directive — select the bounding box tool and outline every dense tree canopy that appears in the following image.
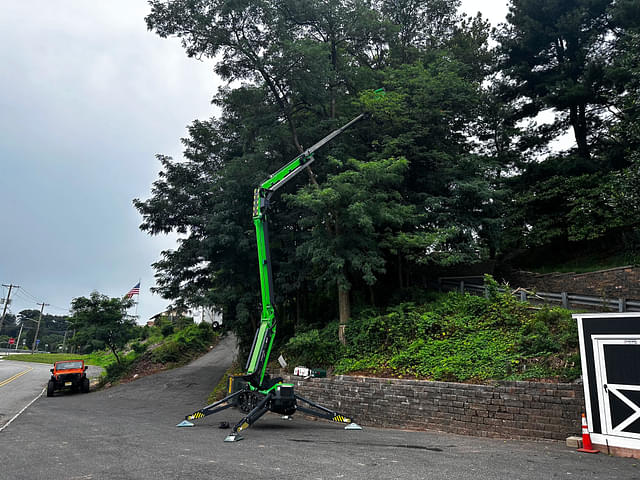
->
[70,292,135,362]
[0,310,70,352]
[137,0,640,352]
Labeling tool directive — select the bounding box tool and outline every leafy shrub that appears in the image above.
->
[519,319,557,354]
[151,324,216,364]
[104,357,135,383]
[152,341,184,364]
[344,313,389,355]
[283,322,342,367]
[518,307,576,355]
[139,326,153,340]
[335,354,386,374]
[284,287,579,382]
[174,316,195,331]
[131,342,147,354]
[161,323,175,337]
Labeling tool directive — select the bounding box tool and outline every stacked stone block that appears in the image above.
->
[285,375,584,441]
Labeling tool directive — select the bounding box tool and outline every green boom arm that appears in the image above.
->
[245,111,372,388]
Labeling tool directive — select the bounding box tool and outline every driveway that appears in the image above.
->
[0,334,638,479]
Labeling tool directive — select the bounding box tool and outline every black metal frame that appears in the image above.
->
[184,384,356,439]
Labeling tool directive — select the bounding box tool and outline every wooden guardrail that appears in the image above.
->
[438,276,640,312]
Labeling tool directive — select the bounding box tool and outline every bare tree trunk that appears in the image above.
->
[110,345,121,365]
[569,103,590,161]
[338,284,350,345]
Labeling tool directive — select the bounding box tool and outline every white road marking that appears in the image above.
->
[0,388,45,433]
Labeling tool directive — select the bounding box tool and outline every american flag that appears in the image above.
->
[125,282,140,298]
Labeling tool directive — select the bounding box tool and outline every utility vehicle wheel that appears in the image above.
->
[212,321,220,329]
[82,377,90,393]
[47,380,55,397]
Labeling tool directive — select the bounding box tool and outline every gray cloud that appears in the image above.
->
[1,0,220,321]
[0,0,508,322]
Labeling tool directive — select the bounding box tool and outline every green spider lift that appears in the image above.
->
[180,91,384,441]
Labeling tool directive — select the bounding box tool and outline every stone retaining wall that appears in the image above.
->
[503,266,640,300]
[285,375,584,441]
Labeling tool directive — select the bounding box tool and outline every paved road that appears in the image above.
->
[0,335,638,479]
[0,358,103,431]
[0,360,49,430]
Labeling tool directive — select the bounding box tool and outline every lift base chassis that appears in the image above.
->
[181,374,361,440]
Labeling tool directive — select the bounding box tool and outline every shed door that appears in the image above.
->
[593,336,640,439]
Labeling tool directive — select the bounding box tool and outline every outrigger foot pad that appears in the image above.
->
[345,423,362,430]
[224,433,243,442]
[176,420,195,427]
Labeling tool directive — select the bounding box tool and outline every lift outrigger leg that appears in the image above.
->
[224,391,274,442]
[177,389,247,426]
[294,394,361,429]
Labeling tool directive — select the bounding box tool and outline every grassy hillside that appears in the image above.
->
[6,322,220,385]
[103,322,220,383]
[282,277,581,382]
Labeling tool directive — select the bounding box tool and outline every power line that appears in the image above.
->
[19,287,44,303]
[11,288,69,314]
[14,289,40,305]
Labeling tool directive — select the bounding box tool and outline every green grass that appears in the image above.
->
[3,351,116,366]
[207,361,242,404]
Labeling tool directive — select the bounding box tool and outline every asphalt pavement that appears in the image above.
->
[0,358,103,431]
[0,334,639,479]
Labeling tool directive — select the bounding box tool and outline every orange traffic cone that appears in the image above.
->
[577,413,599,454]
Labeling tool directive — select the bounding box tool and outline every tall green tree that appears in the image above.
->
[147,0,334,155]
[368,57,498,260]
[139,0,501,351]
[381,0,461,64]
[496,0,620,162]
[285,156,412,342]
[70,292,135,363]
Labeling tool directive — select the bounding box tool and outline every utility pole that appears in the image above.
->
[0,283,20,332]
[62,327,69,353]
[15,322,24,350]
[31,302,49,353]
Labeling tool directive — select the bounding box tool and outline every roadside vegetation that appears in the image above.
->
[3,352,114,367]
[103,321,220,384]
[7,322,220,385]
[281,276,581,383]
[4,292,221,386]
[135,0,640,373]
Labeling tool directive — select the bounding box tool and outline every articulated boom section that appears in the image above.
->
[245,186,276,387]
[180,102,382,441]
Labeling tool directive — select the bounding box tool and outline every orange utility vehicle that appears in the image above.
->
[47,360,90,396]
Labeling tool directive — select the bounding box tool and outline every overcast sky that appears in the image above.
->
[0,1,509,323]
